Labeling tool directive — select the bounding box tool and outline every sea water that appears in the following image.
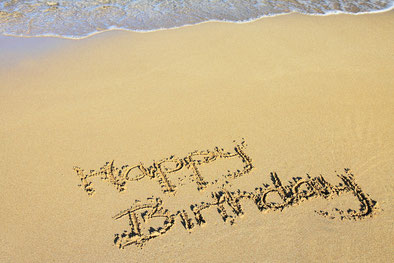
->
[0,0,393,38]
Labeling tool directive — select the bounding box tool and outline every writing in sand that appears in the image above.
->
[73,140,379,248]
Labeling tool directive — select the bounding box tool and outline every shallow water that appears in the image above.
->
[0,0,393,38]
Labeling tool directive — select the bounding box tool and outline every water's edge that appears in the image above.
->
[1,0,393,39]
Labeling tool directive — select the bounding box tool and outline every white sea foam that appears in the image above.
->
[0,0,393,39]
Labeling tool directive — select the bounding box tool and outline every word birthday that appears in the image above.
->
[73,141,379,249]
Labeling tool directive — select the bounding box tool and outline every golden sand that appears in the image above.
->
[0,12,393,262]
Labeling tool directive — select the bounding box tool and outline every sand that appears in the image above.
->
[0,12,393,262]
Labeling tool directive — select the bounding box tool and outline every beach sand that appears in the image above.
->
[0,12,393,262]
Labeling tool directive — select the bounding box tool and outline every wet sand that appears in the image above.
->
[0,12,393,262]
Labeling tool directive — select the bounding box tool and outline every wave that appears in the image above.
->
[1,0,393,39]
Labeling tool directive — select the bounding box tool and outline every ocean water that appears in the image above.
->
[0,0,393,38]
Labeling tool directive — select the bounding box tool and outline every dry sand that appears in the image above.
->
[0,12,393,262]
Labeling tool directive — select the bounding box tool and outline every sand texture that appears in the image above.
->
[0,12,393,262]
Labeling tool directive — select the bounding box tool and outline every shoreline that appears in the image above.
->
[1,6,393,40]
